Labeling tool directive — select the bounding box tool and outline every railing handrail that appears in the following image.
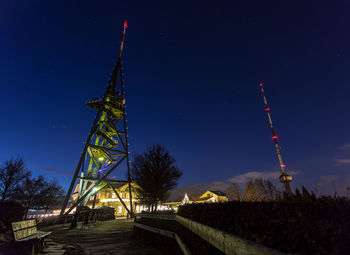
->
[134,213,176,220]
[134,213,285,255]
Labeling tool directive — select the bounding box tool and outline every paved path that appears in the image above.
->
[38,239,67,255]
[40,219,163,255]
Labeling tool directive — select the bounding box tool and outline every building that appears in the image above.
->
[67,182,143,217]
[62,184,229,216]
[163,190,229,211]
[184,190,229,204]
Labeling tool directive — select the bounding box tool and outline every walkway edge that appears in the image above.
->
[134,222,191,255]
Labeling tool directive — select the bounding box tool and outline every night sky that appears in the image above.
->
[2,0,350,196]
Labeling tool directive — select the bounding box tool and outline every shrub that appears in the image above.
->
[178,195,350,254]
[0,200,25,229]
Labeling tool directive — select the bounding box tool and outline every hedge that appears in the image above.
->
[178,195,350,254]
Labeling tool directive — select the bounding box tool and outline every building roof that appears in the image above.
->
[170,190,229,203]
[209,190,227,196]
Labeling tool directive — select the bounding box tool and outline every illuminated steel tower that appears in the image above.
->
[60,20,133,215]
[259,83,292,195]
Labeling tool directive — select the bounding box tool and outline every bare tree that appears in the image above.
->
[243,178,258,201]
[13,175,47,218]
[264,179,281,200]
[131,145,182,211]
[254,178,268,201]
[0,158,30,200]
[242,178,281,201]
[40,179,65,213]
[225,182,241,201]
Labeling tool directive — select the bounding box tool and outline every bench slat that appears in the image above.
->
[36,231,52,239]
[12,220,38,241]
[11,219,51,242]
[13,226,37,241]
[16,231,52,242]
[12,219,36,231]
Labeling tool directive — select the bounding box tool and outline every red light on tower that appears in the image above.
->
[259,82,292,195]
[118,20,128,59]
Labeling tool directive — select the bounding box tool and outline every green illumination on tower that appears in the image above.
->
[60,20,133,215]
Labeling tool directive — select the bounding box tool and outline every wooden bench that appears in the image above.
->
[11,219,51,254]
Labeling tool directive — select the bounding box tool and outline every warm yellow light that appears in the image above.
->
[101,198,138,203]
[98,157,104,161]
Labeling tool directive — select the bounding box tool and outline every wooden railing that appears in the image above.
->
[134,213,284,255]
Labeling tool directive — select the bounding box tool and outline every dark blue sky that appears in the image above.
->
[1,0,350,194]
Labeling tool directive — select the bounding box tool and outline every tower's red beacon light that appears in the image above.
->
[123,20,128,28]
[259,82,292,195]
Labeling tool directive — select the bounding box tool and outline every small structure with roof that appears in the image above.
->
[162,190,229,211]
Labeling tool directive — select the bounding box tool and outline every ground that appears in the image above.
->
[40,219,163,255]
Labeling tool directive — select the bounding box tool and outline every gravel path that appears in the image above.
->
[40,219,163,255]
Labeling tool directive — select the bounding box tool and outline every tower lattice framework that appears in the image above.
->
[60,20,133,215]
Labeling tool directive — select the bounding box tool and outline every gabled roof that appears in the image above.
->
[209,190,227,196]
[199,190,227,199]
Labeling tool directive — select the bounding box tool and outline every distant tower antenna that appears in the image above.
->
[259,82,292,195]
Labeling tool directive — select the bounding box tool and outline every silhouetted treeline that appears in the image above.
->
[178,188,350,254]
[225,178,281,201]
[0,157,65,218]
